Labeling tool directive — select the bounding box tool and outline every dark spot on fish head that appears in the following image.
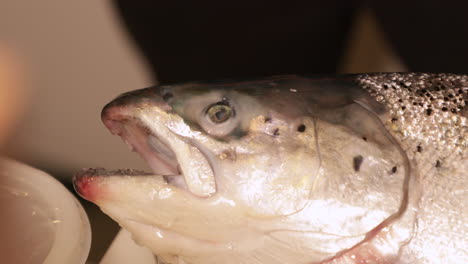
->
[353,155,363,172]
[417,145,423,152]
[264,117,272,123]
[297,124,306,132]
[273,128,280,136]
[362,136,367,141]
[435,160,441,168]
[391,166,397,174]
[162,92,173,102]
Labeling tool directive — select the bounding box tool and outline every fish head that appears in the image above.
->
[74,76,409,263]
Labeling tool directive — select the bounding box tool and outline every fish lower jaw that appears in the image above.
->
[116,218,247,264]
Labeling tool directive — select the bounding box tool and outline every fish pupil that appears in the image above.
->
[207,103,233,123]
[215,109,227,120]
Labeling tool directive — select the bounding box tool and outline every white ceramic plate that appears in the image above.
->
[0,158,91,264]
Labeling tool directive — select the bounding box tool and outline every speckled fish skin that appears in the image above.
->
[74,73,467,264]
[356,73,467,263]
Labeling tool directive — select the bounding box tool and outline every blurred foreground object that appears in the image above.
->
[0,47,91,263]
[0,158,91,264]
[0,46,26,145]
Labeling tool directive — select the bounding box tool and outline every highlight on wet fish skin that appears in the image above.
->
[74,73,467,264]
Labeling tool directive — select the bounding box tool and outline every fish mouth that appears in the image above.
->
[75,102,217,198]
[104,117,187,189]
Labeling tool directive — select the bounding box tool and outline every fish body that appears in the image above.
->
[74,73,467,263]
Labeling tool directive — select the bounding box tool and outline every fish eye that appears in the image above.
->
[207,103,233,123]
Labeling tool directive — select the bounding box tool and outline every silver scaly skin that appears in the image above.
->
[74,73,467,264]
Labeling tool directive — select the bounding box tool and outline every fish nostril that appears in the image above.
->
[273,128,280,136]
[162,92,173,102]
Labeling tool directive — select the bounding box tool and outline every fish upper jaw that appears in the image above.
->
[99,91,217,197]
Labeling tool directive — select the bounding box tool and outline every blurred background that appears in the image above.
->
[1,1,466,263]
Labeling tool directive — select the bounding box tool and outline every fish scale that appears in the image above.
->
[358,73,467,263]
[359,73,467,151]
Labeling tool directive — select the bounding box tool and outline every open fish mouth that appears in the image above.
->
[74,92,217,198]
[102,118,186,189]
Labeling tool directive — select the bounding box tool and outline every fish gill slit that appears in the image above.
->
[344,98,415,257]
[281,118,322,218]
[311,118,322,192]
[353,99,412,219]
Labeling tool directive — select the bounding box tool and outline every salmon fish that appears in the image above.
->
[74,73,467,264]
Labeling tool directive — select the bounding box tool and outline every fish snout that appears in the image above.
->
[101,87,172,133]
